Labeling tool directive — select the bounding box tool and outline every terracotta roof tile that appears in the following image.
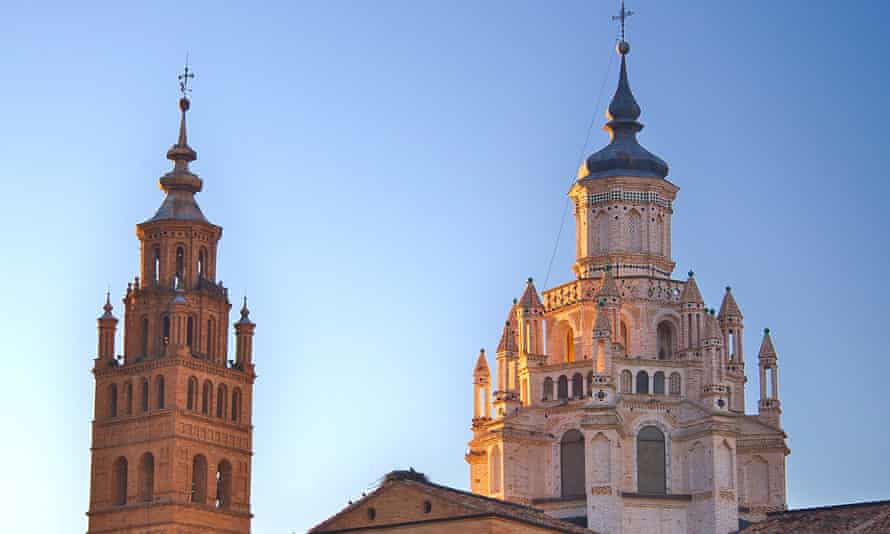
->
[741,500,890,533]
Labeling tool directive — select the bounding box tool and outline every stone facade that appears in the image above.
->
[87,96,256,533]
[466,39,789,534]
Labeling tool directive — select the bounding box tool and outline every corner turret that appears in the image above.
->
[758,328,782,426]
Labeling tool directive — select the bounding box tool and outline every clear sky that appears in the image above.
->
[0,1,888,532]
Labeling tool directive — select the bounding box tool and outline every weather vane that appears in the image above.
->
[178,55,195,97]
[612,0,634,42]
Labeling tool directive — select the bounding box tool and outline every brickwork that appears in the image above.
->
[87,96,255,534]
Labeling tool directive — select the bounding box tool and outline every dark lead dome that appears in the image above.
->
[578,41,668,181]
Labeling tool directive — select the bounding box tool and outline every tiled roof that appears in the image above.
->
[740,500,890,533]
[310,470,594,533]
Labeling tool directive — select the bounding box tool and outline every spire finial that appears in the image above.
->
[577,0,668,181]
[101,291,115,319]
[612,1,634,47]
[178,55,194,99]
[161,58,201,193]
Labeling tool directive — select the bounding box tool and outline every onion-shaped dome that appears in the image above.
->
[578,41,668,181]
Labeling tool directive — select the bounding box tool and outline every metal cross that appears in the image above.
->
[612,0,634,42]
[178,55,195,96]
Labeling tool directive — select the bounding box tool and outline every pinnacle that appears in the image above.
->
[718,286,743,319]
[680,272,704,305]
[518,279,543,309]
[759,329,777,359]
[593,307,612,335]
[596,268,620,299]
[474,349,490,376]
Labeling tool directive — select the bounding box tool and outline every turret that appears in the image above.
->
[493,299,521,416]
[679,271,705,352]
[718,286,744,364]
[235,297,256,370]
[596,266,621,343]
[758,328,781,426]
[516,278,544,356]
[588,301,617,406]
[700,309,731,412]
[472,349,491,426]
[719,286,746,411]
[96,293,118,366]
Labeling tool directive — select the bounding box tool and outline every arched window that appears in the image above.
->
[207,319,214,359]
[636,371,649,394]
[620,370,632,393]
[597,213,609,253]
[141,317,149,356]
[201,381,212,415]
[657,321,674,360]
[187,376,198,411]
[197,248,206,279]
[231,388,242,422]
[152,246,160,284]
[653,372,666,395]
[543,377,554,401]
[587,371,594,397]
[140,378,149,412]
[191,455,208,504]
[560,430,585,498]
[489,445,501,493]
[155,375,166,409]
[669,372,681,396]
[628,209,642,252]
[112,456,128,506]
[637,426,666,494]
[621,321,630,354]
[186,316,194,349]
[216,460,233,508]
[124,381,133,415]
[138,452,154,502]
[216,384,228,418]
[109,383,118,418]
[557,375,569,400]
[162,316,171,346]
[565,327,575,363]
[571,373,583,398]
[175,246,185,284]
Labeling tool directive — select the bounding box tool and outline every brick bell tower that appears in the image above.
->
[87,71,256,533]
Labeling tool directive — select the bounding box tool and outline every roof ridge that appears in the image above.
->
[768,499,890,516]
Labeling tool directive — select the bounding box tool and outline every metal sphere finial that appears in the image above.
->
[617,40,630,55]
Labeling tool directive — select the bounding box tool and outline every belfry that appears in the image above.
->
[466,16,789,534]
[87,74,256,533]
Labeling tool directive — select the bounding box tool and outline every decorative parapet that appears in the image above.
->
[580,189,672,210]
[543,277,685,312]
[543,280,582,311]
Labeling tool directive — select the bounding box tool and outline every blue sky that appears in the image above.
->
[0,1,888,532]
